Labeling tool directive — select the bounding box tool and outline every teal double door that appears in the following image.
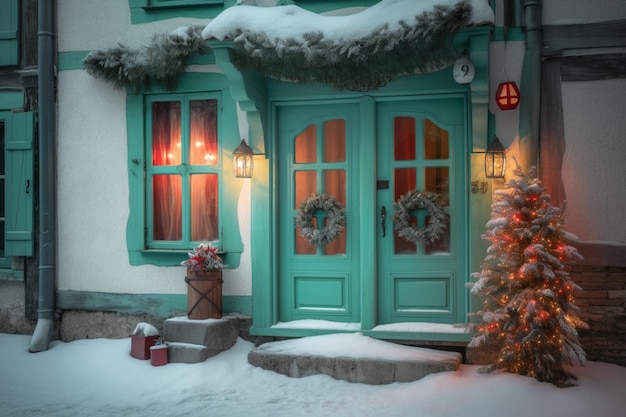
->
[277,95,467,328]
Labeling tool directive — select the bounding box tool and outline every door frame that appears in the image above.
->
[255,91,471,340]
[246,28,491,342]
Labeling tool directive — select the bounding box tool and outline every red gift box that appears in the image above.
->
[150,344,168,366]
[130,334,160,360]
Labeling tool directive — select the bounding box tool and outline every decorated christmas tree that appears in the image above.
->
[468,166,588,387]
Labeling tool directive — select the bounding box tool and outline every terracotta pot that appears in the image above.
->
[185,269,223,320]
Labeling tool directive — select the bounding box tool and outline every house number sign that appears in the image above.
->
[453,56,475,84]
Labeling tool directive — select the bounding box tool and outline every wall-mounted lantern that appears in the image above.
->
[495,81,520,110]
[485,137,506,179]
[232,138,254,178]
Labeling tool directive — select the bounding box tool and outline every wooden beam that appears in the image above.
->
[561,53,626,82]
[543,19,626,54]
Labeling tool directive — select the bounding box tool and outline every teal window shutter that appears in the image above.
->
[0,0,19,67]
[5,111,34,256]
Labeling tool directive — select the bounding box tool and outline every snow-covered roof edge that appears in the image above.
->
[202,0,494,91]
[202,0,494,42]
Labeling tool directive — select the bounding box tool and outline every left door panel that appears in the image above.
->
[277,102,361,324]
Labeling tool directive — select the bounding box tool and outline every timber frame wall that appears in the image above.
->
[540,19,626,366]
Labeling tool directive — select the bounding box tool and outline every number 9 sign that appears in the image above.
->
[453,56,475,84]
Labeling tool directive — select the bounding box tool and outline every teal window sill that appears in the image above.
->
[129,249,241,268]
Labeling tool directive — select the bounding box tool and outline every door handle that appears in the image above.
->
[381,206,386,238]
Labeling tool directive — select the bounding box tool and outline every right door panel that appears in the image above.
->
[376,97,467,324]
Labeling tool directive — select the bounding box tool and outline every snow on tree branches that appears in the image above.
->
[467,166,588,387]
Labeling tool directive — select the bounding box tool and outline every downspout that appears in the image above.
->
[518,0,542,170]
[30,0,57,352]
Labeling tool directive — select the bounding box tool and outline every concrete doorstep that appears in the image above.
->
[248,333,462,385]
[162,316,239,364]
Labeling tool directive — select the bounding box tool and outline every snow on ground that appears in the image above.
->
[1,333,625,417]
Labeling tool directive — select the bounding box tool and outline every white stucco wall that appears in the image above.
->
[561,79,626,244]
[489,41,524,151]
[57,0,252,296]
[542,1,626,245]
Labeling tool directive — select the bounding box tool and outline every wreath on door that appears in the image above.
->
[392,190,447,245]
[296,193,346,247]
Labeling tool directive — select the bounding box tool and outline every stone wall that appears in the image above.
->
[0,281,36,335]
[572,264,626,367]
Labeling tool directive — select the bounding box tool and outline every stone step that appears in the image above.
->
[162,316,239,363]
[166,342,214,364]
[248,333,462,385]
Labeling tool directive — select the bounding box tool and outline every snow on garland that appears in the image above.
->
[212,1,472,90]
[82,1,477,92]
[82,25,208,91]
[392,190,447,245]
[296,193,346,247]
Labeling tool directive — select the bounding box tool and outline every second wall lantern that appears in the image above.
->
[485,137,506,179]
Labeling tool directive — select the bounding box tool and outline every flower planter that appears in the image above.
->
[150,344,168,367]
[130,334,160,360]
[185,270,223,320]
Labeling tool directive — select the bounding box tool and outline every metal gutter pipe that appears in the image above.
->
[518,0,542,171]
[30,0,57,352]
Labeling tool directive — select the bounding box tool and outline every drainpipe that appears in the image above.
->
[30,0,57,352]
[518,0,542,171]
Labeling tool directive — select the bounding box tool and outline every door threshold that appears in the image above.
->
[250,319,472,343]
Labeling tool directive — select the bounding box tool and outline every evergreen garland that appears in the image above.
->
[82,1,474,91]
[227,1,472,90]
[82,25,208,91]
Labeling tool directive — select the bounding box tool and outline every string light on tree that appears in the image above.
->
[467,165,588,387]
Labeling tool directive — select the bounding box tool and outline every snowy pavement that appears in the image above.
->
[1,333,625,417]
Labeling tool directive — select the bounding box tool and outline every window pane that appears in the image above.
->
[394,167,417,255]
[394,167,416,201]
[152,174,182,240]
[295,170,317,255]
[394,116,415,161]
[323,119,345,162]
[189,99,218,165]
[323,170,346,206]
[152,101,181,166]
[190,174,219,241]
[323,169,346,256]
[294,124,316,164]
[425,214,450,256]
[424,119,449,160]
[424,167,449,206]
[294,171,317,209]
[295,226,316,255]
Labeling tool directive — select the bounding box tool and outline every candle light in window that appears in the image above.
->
[204,153,216,162]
